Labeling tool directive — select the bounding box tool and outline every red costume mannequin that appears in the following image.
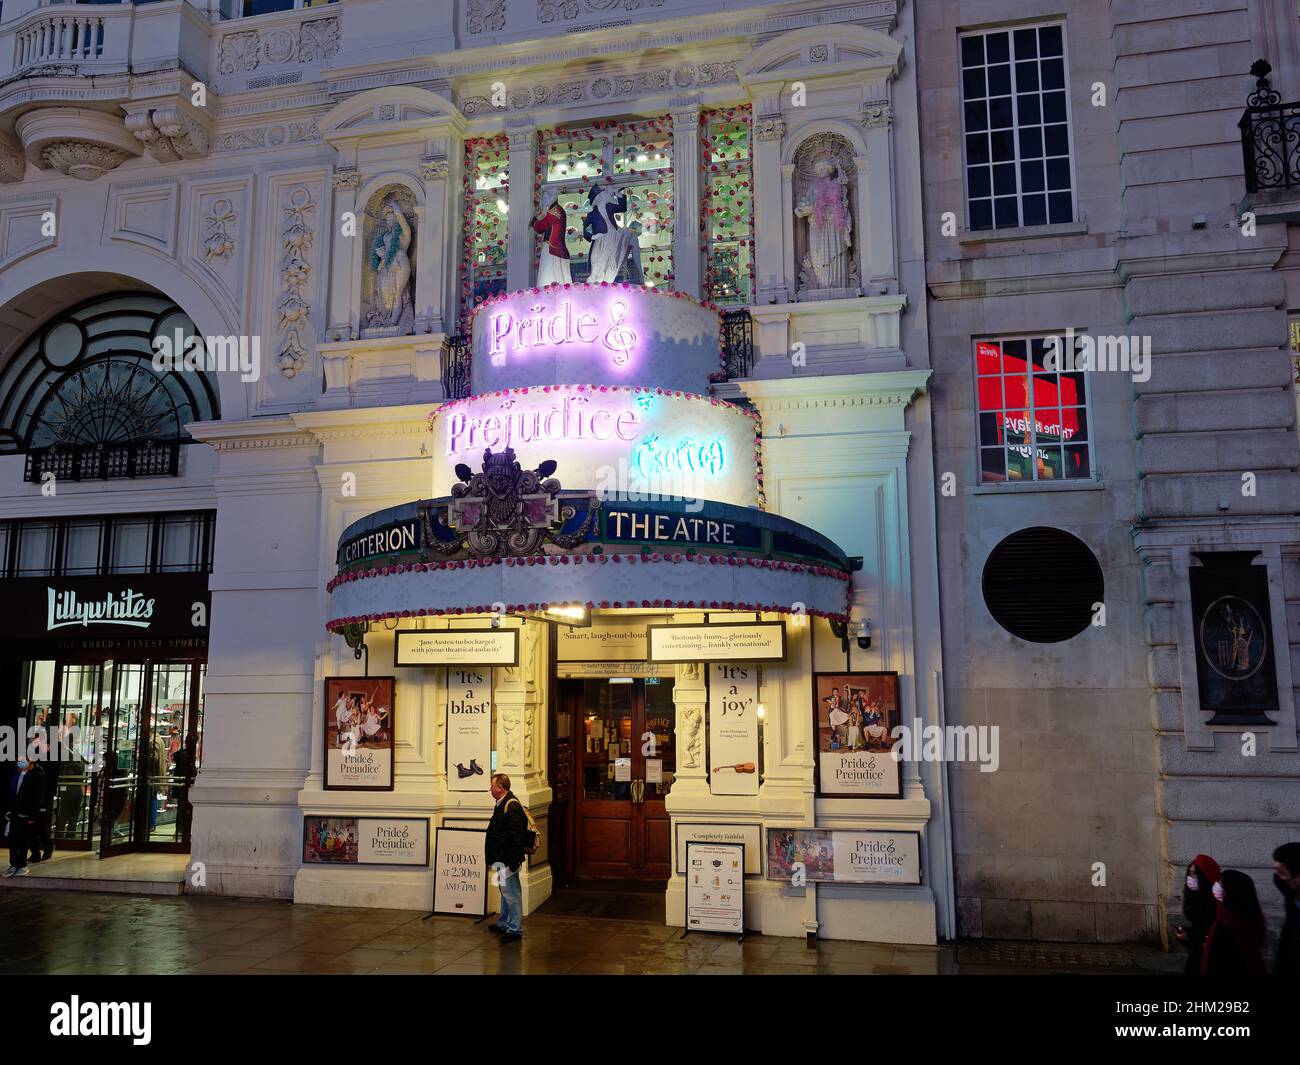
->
[533,195,571,286]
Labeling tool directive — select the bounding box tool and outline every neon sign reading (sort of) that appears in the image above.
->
[488,297,638,368]
[632,434,726,478]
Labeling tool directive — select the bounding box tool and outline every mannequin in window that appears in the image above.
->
[584,183,643,284]
[532,192,572,287]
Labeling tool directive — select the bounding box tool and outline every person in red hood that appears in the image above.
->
[532,193,571,287]
[1175,854,1220,975]
[1200,868,1267,977]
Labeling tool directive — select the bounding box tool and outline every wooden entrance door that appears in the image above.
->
[564,678,676,880]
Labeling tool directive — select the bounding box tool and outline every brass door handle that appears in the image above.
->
[631,779,644,804]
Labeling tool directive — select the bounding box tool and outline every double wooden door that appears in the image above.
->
[561,678,676,880]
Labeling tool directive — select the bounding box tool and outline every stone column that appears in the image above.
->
[327,165,361,341]
[505,123,535,292]
[415,156,450,334]
[670,99,702,298]
[752,110,786,305]
[861,102,896,290]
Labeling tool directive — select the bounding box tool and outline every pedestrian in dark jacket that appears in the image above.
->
[28,713,59,863]
[1201,869,1267,977]
[485,772,530,943]
[3,757,47,877]
[1272,842,1300,977]
[1175,853,1221,975]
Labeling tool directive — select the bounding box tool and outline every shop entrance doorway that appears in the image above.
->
[557,677,676,880]
[22,658,205,857]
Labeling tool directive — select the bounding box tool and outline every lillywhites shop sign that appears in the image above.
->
[0,576,210,641]
[47,587,155,630]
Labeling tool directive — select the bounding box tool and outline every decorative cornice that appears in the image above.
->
[460,60,738,115]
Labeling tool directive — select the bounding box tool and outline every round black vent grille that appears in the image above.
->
[981,527,1103,643]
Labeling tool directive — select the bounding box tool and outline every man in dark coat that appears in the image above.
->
[1272,842,1300,976]
[3,756,47,876]
[485,772,531,943]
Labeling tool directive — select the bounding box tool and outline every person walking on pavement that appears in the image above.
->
[3,755,47,877]
[1271,842,1300,976]
[485,772,530,943]
[1200,868,1267,977]
[1174,853,1220,976]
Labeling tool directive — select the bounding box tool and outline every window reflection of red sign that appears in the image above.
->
[977,340,1080,444]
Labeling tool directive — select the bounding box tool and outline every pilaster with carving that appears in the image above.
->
[861,105,897,288]
[670,100,702,299]
[672,659,708,791]
[327,166,362,343]
[416,155,451,333]
[277,186,317,378]
[751,94,787,304]
[505,124,535,292]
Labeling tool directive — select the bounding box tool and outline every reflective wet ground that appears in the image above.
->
[0,890,1183,975]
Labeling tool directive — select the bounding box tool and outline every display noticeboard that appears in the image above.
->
[446,667,493,792]
[395,629,518,667]
[675,823,762,875]
[323,676,395,791]
[707,664,760,795]
[647,622,786,663]
[432,827,488,917]
[685,841,745,936]
[303,816,430,866]
[812,671,902,799]
[764,828,922,885]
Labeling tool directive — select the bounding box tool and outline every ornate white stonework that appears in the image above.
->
[125,106,211,164]
[277,186,317,378]
[41,141,130,181]
[218,16,341,74]
[331,166,361,190]
[755,116,785,142]
[420,157,449,181]
[861,100,893,129]
[201,198,238,262]
[459,61,738,113]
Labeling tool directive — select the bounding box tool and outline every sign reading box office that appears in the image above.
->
[647,622,787,663]
[394,628,519,667]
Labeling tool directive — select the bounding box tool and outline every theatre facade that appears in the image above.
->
[0,0,940,942]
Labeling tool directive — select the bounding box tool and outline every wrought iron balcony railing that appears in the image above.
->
[24,440,181,483]
[720,308,754,381]
[1240,60,1300,194]
[443,334,471,400]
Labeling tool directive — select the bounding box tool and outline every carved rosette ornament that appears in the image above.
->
[277,187,316,378]
[41,141,129,181]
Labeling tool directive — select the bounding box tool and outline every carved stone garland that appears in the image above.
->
[277,187,316,378]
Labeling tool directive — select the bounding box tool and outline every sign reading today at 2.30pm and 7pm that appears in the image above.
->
[432,827,488,917]
[394,628,519,667]
[648,622,787,663]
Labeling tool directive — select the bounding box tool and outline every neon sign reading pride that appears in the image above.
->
[489,297,638,368]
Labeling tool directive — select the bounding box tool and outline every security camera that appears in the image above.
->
[856,618,872,650]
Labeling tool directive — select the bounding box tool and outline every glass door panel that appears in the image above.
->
[581,679,634,802]
[54,664,102,848]
[145,663,191,845]
[99,662,146,857]
[642,678,676,799]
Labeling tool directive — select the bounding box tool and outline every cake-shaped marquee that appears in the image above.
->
[470,284,723,395]
[326,282,855,629]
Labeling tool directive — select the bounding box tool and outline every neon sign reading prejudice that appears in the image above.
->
[446,394,642,454]
[488,297,638,368]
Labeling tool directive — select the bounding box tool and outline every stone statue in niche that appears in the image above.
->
[793,134,859,300]
[362,186,416,336]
